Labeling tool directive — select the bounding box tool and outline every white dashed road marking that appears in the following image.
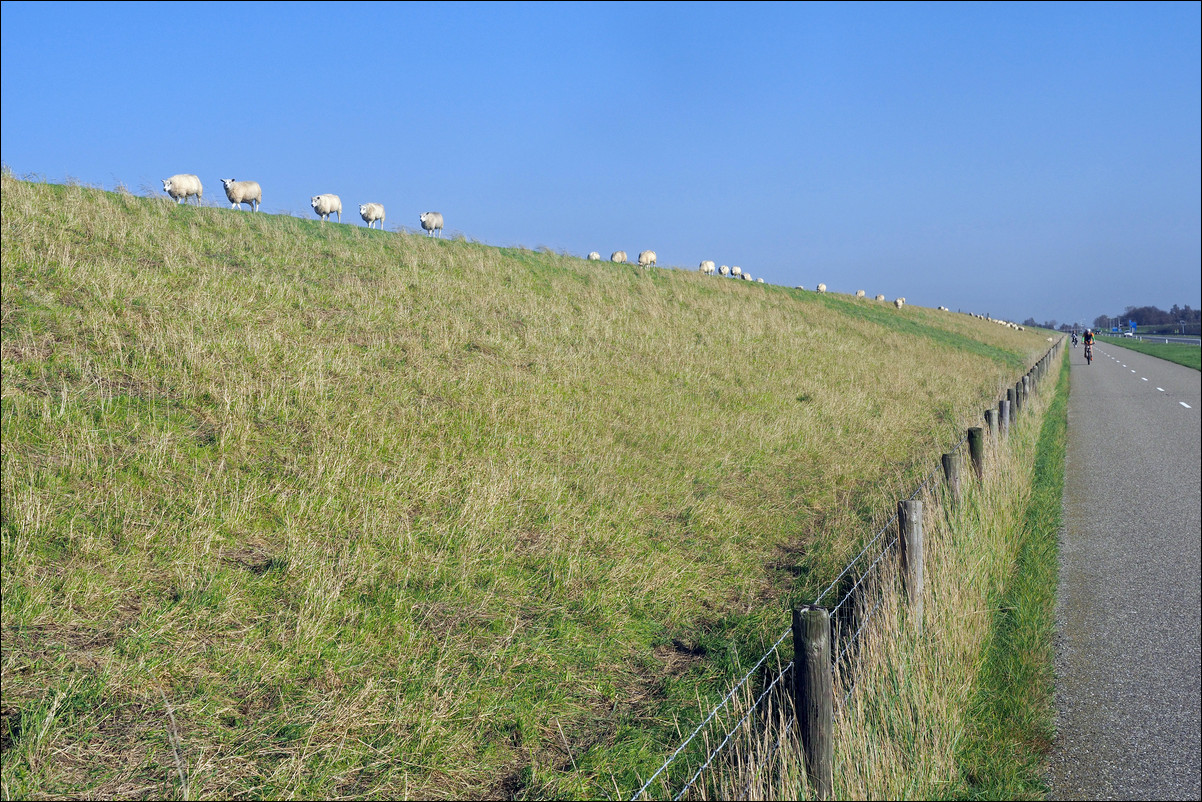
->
[1158,388,1165,392]
[1182,402,1193,409]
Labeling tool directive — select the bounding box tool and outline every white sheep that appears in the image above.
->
[638,250,657,267]
[856,289,866,297]
[220,179,261,212]
[311,194,342,223]
[699,260,716,274]
[756,277,764,283]
[875,294,886,301]
[894,298,905,308]
[358,202,385,229]
[741,273,752,281]
[587,252,601,261]
[816,283,827,293]
[718,265,731,276]
[730,266,743,277]
[420,211,444,237]
[162,174,203,205]
[610,250,627,264]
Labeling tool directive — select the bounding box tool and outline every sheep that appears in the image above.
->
[358,202,385,229]
[816,283,827,293]
[795,285,806,290]
[856,289,866,298]
[587,252,601,261]
[161,174,203,205]
[699,260,716,274]
[420,211,444,237]
[220,178,261,211]
[730,266,743,277]
[311,194,342,223]
[756,277,764,283]
[875,294,886,301]
[610,251,627,264]
[718,265,731,276]
[741,273,752,281]
[638,250,657,267]
[894,298,905,308]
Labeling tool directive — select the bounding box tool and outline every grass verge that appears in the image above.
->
[671,350,1067,800]
[1097,336,1201,371]
[950,347,1068,799]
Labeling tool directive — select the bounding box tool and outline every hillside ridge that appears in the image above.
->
[1,174,1049,798]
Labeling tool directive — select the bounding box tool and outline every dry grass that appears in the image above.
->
[1,171,1051,799]
[687,350,1063,801]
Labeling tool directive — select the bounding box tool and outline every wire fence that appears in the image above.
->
[624,334,1075,802]
[629,431,973,801]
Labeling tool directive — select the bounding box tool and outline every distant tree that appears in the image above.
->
[1124,305,1172,326]
[1022,317,1038,327]
[1041,319,1058,331]
[1059,323,1074,332]
[1095,304,1200,333]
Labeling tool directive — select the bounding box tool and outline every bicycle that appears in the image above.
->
[1084,342,1093,365]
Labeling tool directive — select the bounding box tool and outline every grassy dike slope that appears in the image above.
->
[0,174,1049,798]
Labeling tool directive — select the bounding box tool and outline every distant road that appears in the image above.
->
[1048,343,1201,799]
[1101,334,1201,346]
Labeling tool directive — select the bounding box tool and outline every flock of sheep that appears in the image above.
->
[160,173,1022,328]
[691,261,917,307]
[159,174,445,236]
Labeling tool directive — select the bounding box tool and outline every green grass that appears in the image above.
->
[1,173,1053,799]
[951,348,1068,800]
[1097,336,1201,371]
[696,348,1067,801]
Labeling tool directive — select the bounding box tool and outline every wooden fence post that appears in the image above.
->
[942,451,962,505]
[898,500,923,619]
[793,606,833,800]
[1013,381,1023,415]
[1022,375,1030,402]
[968,427,984,479]
[984,409,997,439]
[999,399,1010,438]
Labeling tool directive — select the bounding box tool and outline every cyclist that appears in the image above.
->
[1071,332,1078,347]
[1082,329,1095,364]
[1082,329,1095,347]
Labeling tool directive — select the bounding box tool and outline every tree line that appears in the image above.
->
[1023,304,1200,335]
[1092,304,1200,335]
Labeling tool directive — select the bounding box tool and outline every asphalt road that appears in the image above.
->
[1047,343,1201,800]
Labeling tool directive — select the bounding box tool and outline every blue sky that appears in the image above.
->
[2,1,1199,326]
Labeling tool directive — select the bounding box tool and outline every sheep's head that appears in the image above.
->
[311,196,321,208]
[359,204,368,215]
[221,179,235,189]
[161,179,172,193]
